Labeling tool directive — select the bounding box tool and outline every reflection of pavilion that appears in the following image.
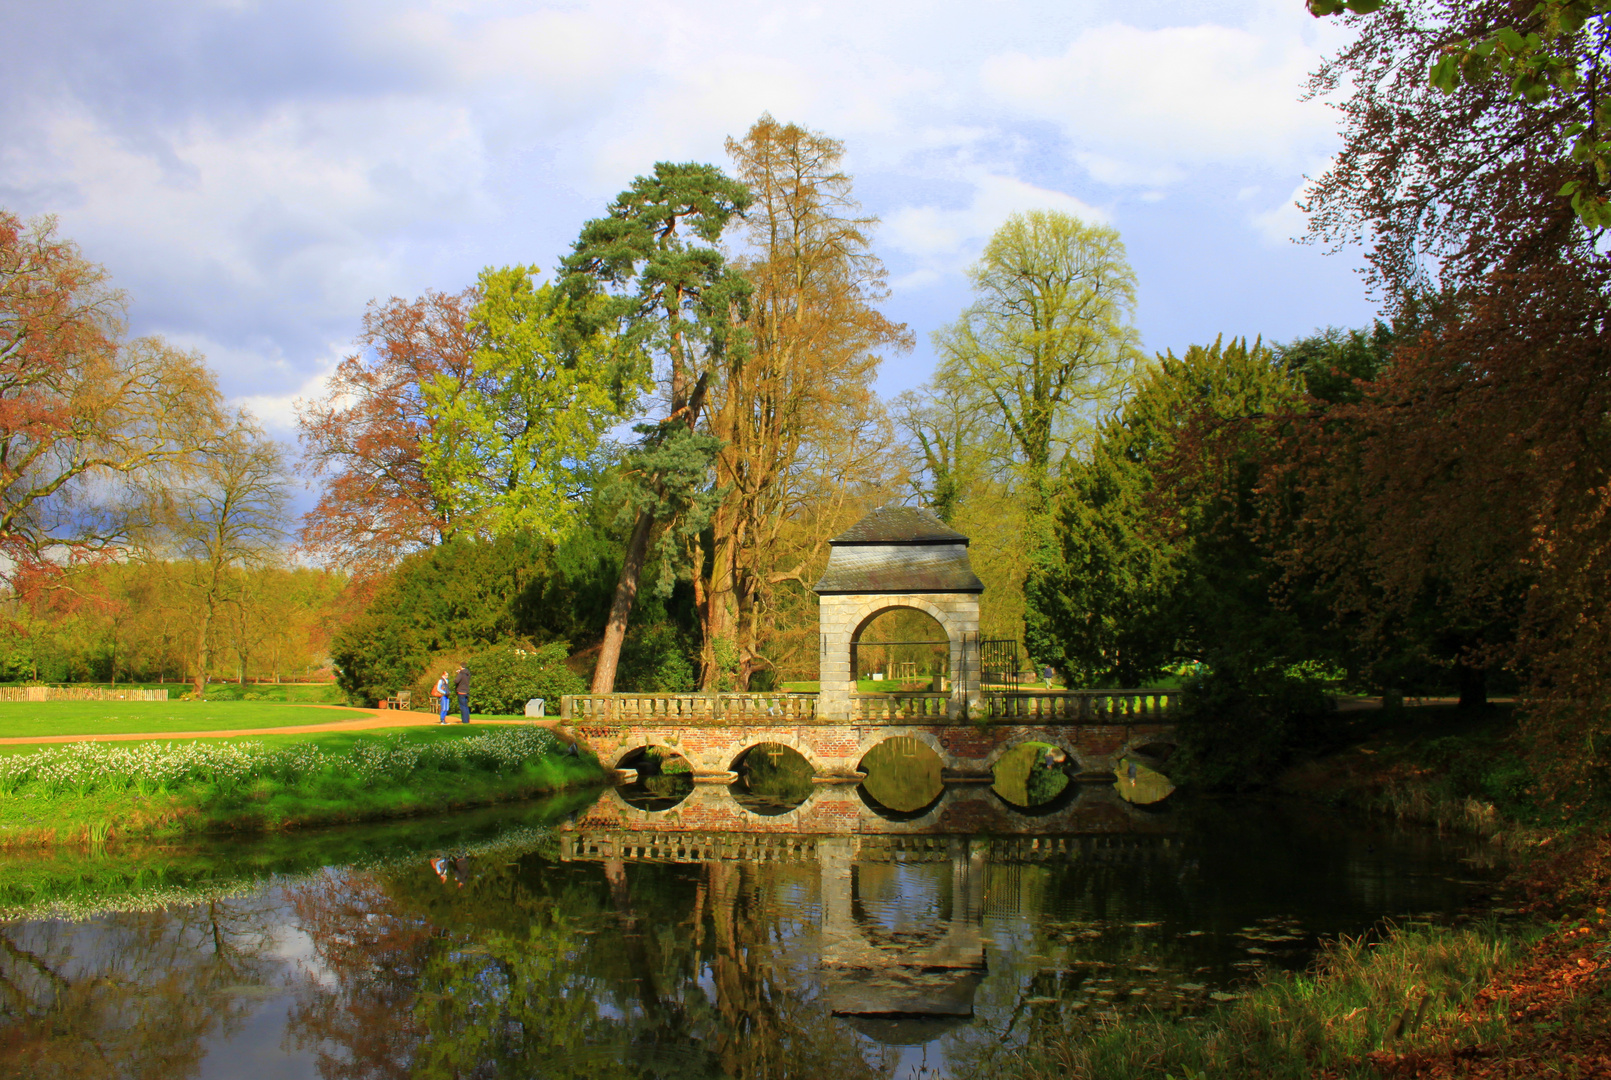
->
[558,783,1181,1034]
[818,835,986,1031]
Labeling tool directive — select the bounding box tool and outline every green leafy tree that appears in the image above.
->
[934,210,1142,523]
[419,266,643,539]
[329,529,618,705]
[1028,337,1311,686]
[559,162,753,693]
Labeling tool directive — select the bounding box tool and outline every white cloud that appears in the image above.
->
[885,174,1108,263]
[1252,170,1322,245]
[981,20,1337,180]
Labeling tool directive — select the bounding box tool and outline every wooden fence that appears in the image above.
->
[0,686,170,702]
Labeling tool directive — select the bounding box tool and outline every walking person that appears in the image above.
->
[455,662,471,724]
[433,670,451,724]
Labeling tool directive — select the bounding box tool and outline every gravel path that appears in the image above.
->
[0,711,537,745]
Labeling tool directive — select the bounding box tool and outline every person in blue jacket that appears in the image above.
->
[434,671,451,724]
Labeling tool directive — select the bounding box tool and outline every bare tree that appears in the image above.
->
[157,415,289,697]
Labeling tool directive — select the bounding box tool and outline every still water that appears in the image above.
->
[0,778,1500,1079]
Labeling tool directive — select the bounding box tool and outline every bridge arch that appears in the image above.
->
[979,733,1101,775]
[722,733,832,777]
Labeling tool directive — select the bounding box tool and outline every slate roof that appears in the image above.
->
[814,505,983,595]
[828,504,969,546]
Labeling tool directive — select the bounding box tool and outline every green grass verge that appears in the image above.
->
[0,699,376,738]
[0,725,605,845]
[0,792,599,921]
[959,918,1535,1080]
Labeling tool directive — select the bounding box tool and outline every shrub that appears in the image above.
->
[617,623,696,692]
[462,641,584,715]
[1173,663,1337,790]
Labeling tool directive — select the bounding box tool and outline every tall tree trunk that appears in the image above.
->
[1456,663,1488,709]
[590,509,655,694]
[591,376,711,695]
[192,597,215,699]
[698,506,741,690]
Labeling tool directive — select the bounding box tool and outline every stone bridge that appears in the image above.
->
[559,690,1180,781]
[560,504,1183,782]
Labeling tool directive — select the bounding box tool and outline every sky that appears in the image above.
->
[1,0,1376,457]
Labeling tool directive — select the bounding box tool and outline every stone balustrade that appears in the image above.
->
[560,688,1182,726]
[559,692,818,725]
[852,692,950,720]
[982,689,1181,720]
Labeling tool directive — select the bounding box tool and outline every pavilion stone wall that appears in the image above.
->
[817,591,980,720]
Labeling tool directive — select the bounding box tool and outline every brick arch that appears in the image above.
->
[722,734,829,776]
[980,734,1103,776]
[854,730,947,772]
[606,738,696,771]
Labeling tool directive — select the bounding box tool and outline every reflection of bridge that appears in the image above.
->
[558,781,1175,844]
[559,505,1180,781]
[559,784,1181,1030]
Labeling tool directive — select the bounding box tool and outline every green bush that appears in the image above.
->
[458,641,584,715]
[331,529,619,706]
[1173,664,1337,790]
[617,623,696,692]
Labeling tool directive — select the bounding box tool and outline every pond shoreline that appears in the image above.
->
[0,727,608,848]
[972,714,1609,1079]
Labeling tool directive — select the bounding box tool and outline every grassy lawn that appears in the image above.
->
[0,700,384,739]
[0,723,603,844]
[0,718,527,756]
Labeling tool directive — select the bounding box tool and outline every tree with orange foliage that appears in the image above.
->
[0,211,225,589]
[696,116,910,689]
[296,287,478,577]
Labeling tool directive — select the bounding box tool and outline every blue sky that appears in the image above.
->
[1,0,1375,446]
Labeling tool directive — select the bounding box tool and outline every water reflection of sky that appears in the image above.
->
[0,793,1502,1079]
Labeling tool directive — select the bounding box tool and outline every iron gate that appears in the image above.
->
[979,638,1020,692]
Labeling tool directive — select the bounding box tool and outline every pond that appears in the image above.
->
[0,776,1502,1079]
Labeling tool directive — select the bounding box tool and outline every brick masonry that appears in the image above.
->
[576,719,1177,778]
[564,781,1178,839]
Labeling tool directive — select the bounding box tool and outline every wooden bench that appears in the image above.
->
[384,689,412,711]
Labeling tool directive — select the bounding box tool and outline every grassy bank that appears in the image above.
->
[0,699,376,738]
[0,724,605,846]
[1275,703,1549,851]
[958,704,1610,1079]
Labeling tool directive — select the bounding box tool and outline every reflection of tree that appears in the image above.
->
[285,873,433,1080]
[700,862,889,1079]
[0,897,283,1080]
[286,854,892,1079]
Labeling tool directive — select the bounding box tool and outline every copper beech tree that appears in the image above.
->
[296,288,478,578]
[1293,1,1611,794]
[0,211,226,592]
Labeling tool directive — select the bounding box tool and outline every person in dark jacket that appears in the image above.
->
[454,663,471,724]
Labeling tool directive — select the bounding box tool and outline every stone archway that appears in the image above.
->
[814,506,984,720]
